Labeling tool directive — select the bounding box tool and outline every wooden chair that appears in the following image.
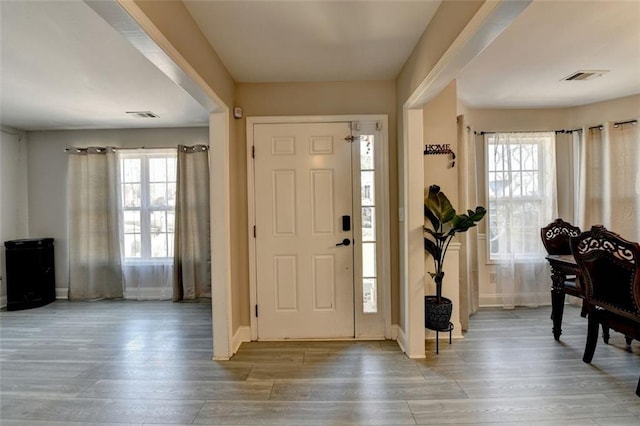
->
[541,219,584,339]
[570,225,640,397]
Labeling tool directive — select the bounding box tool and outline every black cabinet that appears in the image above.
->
[4,238,55,311]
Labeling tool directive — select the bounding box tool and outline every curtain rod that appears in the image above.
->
[555,129,582,133]
[64,145,209,153]
[614,119,637,128]
[475,130,572,135]
[476,120,636,135]
[65,147,113,153]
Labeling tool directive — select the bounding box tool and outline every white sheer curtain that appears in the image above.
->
[486,132,557,308]
[578,121,640,241]
[119,149,177,300]
[67,147,123,299]
[173,145,211,301]
[457,116,481,329]
[123,263,173,300]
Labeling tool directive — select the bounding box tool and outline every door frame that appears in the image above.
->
[246,115,391,341]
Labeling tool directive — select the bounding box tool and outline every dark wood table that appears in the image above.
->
[546,254,582,340]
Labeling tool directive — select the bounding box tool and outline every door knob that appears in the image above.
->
[336,238,351,247]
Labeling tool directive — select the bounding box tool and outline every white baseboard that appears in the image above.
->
[479,292,502,307]
[231,325,251,356]
[123,288,172,300]
[480,292,550,308]
[390,324,399,340]
[395,325,408,355]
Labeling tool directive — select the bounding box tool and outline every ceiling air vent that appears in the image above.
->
[126,111,160,118]
[562,70,609,81]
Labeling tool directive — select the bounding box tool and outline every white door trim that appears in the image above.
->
[246,115,390,341]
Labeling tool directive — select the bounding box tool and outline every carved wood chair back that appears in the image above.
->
[541,218,581,255]
[570,225,640,321]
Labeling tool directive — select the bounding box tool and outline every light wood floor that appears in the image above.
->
[1,300,639,425]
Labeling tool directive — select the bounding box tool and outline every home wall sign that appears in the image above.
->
[424,144,456,168]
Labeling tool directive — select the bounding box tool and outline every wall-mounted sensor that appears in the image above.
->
[233,107,243,119]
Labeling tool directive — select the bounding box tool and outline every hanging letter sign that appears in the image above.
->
[424,144,452,155]
[424,144,456,168]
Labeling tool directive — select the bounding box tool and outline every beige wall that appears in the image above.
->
[125,0,638,327]
[396,0,485,179]
[131,0,234,107]
[570,94,640,128]
[422,80,465,334]
[424,80,459,202]
[115,0,485,338]
[234,81,398,325]
[461,95,640,133]
[395,0,485,332]
[461,107,570,132]
[396,1,485,108]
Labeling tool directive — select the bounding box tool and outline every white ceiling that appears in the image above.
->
[457,0,640,108]
[1,1,639,131]
[182,0,441,82]
[0,0,209,131]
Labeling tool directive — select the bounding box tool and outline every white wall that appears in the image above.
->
[26,127,208,297]
[0,127,29,306]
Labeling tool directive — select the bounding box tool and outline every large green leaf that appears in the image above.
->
[424,238,441,260]
[450,206,486,233]
[424,203,439,232]
[425,185,455,225]
[425,227,448,242]
[423,185,487,300]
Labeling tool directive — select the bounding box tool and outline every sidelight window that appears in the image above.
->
[360,135,378,313]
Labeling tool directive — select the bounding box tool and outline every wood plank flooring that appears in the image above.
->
[1,300,639,424]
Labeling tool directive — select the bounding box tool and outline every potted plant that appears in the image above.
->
[424,185,486,330]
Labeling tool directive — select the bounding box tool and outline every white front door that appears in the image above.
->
[253,122,354,339]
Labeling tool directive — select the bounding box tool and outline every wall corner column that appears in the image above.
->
[404,107,426,358]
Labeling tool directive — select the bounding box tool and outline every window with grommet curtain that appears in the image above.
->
[485,132,557,308]
[118,148,177,300]
[67,145,211,301]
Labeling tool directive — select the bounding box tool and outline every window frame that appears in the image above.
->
[118,149,177,264]
[485,132,551,262]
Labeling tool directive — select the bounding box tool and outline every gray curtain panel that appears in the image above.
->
[173,145,211,301]
[67,147,123,300]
